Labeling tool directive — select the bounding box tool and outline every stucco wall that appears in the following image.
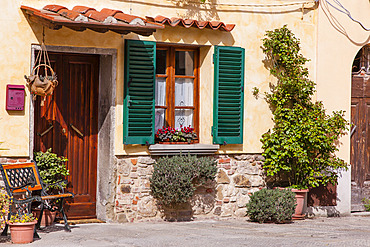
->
[315,0,370,215]
[0,0,318,157]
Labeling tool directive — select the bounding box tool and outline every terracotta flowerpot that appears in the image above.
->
[32,209,57,227]
[9,220,37,244]
[291,189,309,219]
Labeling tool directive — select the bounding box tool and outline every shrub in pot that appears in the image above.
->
[8,213,37,244]
[254,26,349,217]
[246,188,296,223]
[33,149,69,226]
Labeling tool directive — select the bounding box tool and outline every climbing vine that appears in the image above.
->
[256,25,349,189]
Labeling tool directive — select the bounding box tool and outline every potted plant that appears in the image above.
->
[33,149,69,226]
[254,26,349,219]
[8,213,37,244]
[155,126,198,144]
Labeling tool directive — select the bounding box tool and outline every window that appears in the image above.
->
[155,46,199,134]
[123,40,244,145]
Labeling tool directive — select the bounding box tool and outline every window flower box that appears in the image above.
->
[155,126,197,144]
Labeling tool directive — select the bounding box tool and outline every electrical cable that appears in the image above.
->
[324,0,370,31]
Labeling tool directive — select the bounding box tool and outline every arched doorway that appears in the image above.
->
[351,45,370,211]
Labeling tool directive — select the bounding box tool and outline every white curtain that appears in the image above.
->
[175,78,194,128]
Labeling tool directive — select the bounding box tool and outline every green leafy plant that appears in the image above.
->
[150,155,217,206]
[258,25,348,189]
[34,149,69,189]
[362,198,370,211]
[8,213,36,224]
[246,188,296,223]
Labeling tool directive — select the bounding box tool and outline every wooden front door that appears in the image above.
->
[351,75,370,211]
[34,52,99,219]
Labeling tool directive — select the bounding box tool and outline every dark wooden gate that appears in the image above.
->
[34,52,99,219]
[351,75,370,211]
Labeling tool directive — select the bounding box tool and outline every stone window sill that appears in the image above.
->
[149,144,220,155]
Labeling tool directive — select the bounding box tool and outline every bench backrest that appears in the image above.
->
[0,161,43,196]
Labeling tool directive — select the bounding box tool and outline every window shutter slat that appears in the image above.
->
[213,46,245,144]
[124,40,156,144]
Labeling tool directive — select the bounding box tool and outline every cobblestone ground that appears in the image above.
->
[1,216,370,247]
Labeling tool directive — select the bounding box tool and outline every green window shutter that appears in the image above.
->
[123,40,156,144]
[213,46,245,144]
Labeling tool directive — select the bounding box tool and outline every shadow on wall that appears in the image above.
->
[307,206,341,217]
[169,0,219,21]
[153,26,235,46]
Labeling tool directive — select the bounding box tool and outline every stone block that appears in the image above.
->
[116,213,128,223]
[250,176,264,187]
[221,203,234,217]
[237,195,250,208]
[222,184,237,197]
[255,155,265,161]
[235,208,247,217]
[117,159,131,176]
[137,167,149,176]
[138,157,155,165]
[213,206,221,216]
[120,185,131,193]
[245,165,259,175]
[216,169,230,184]
[138,196,157,217]
[233,175,251,187]
[218,158,231,164]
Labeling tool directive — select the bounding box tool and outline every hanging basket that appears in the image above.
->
[25,44,58,106]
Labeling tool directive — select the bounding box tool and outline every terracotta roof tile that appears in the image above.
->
[100,8,123,16]
[57,9,84,21]
[43,5,67,12]
[21,5,164,36]
[21,5,233,35]
[72,6,96,14]
[146,15,235,32]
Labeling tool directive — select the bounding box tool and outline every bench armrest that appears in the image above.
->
[42,180,68,195]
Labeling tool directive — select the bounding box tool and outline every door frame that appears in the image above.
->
[29,44,117,221]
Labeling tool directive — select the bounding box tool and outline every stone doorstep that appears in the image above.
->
[57,219,106,225]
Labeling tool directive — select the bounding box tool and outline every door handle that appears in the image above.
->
[70,124,84,138]
[37,124,53,137]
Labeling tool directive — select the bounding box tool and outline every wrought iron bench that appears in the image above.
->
[0,161,74,238]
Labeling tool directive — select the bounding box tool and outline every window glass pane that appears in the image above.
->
[155,78,166,106]
[155,109,166,132]
[156,50,167,75]
[175,51,194,76]
[175,78,193,106]
[175,109,193,129]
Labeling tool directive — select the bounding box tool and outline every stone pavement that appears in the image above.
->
[1,216,370,247]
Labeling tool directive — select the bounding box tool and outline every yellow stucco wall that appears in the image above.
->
[0,0,318,157]
[316,0,370,214]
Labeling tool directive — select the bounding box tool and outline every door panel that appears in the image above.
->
[351,76,370,211]
[34,53,99,219]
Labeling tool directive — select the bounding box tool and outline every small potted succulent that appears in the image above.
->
[155,126,198,144]
[8,213,37,244]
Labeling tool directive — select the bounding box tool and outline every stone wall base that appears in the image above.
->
[114,154,265,222]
